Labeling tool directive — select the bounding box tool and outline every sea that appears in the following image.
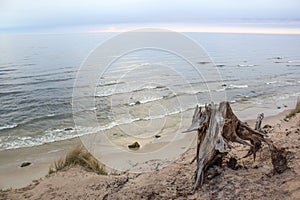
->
[0,32,300,151]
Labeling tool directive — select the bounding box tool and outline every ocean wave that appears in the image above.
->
[177,89,210,95]
[0,91,23,97]
[122,62,151,68]
[0,68,18,72]
[32,77,73,84]
[265,80,299,87]
[0,112,72,132]
[0,119,134,150]
[142,109,185,121]
[265,81,278,85]
[227,84,248,89]
[128,96,164,106]
[215,84,248,91]
[288,60,300,63]
[18,70,75,79]
[0,106,193,150]
[215,88,226,92]
[237,64,256,67]
[0,77,73,88]
[133,85,165,92]
[0,123,18,131]
[95,85,166,97]
[98,80,125,87]
[107,63,151,74]
[214,84,248,92]
[0,126,84,150]
[95,89,115,97]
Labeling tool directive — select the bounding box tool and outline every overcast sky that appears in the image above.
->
[1,0,300,33]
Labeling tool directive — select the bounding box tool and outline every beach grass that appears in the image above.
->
[49,145,107,175]
[286,100,300,119]
[0,187,12,192]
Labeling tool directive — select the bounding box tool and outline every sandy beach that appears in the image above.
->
[0,105,299,200]
[1,0,300,199]
[0,138,81,190]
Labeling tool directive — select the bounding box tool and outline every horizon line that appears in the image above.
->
[1,25,300,35]
[88,26,300,35]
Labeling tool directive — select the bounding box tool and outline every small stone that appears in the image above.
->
[128,142,140,150]
[20,162,31,167]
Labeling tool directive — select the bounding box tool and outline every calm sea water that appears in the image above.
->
[0,32,299,150]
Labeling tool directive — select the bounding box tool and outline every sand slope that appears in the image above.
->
[1,113,299,200]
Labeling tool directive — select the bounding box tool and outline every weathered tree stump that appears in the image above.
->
[184,102,288,192]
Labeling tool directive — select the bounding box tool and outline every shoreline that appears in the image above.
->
[0,104,296,190]
[0,108,299,199]
[0,138,81,189]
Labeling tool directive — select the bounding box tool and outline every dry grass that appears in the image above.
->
[286,100,300,119]
[49,145,107,175]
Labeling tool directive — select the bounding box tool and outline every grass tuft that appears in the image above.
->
[49,145,107,175]
[286,101,300,119]
[0,187,12,193]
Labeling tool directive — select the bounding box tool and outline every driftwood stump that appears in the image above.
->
[184,102,287,192]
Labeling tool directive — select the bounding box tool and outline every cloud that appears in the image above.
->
[0,0,299,32]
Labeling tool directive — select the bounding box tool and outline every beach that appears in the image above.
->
[0,32,299,199]
[0,106,299,199]
[1,0,300,199]
[0,138,80,189]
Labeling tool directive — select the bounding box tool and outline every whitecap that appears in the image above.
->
[237,64,255,67]
[98,80,125,87]
[288,60,300,63]
[265,81,277,85]
[0,123,18,131]
[227,84,248,89]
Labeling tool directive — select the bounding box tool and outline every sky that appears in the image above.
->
[1,0,300,33]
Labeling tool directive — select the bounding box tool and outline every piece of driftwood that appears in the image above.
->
[184,102,287,192]
[255,113,264,131]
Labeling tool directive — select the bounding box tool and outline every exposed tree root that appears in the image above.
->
[184,101,288,192]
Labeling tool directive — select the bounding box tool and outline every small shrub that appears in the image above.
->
[49,146,107,175]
